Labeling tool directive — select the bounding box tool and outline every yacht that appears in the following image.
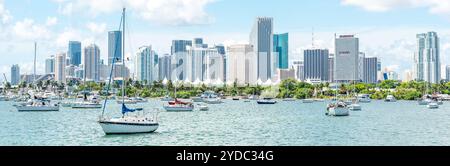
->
[326,101,349,116]
[198,104,209,111]
[72,101,102,109]
[385,95,397,102]
[15,98,59,112]
[98,8,159,135]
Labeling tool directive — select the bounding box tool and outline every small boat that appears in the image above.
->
[326,102,349,116]
[283,98,296,101]
[302,99,314,103]
[385,95,397,102]
[417,98,431,105]
[72,101,102,109]
[357,94,371,103]
[348,103,362,111]
[232,97,240,101]
[203,97,223,104]
[116,99,138,104]
[198,104,209,111]
[257,98,277,104]
[15,98,59,112]
[164,99,194,112]
[427,102,439,109]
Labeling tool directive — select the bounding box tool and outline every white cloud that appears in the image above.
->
[86,22,106,34]
[13,19,52,40]
[341,0,450,15]
[0,0,12,24]
[55,0,216,25]
[46,17,58,26]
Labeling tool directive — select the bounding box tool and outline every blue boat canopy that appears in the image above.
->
[121,104,140,114]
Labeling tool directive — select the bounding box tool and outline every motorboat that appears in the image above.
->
[72,101,102,109]
[385,95,397,102]
[15,98,59,112]
[198,104,209,111]
[348,103,362,111]
[248,95,259,100]
[326,102,349,116]
[427,102,439,109]
[257,98,277,104]
[357,94,371,103]
[232,97,240,101]
[417,98,432,105]
[164,99,194,112]
[203,97,223,104]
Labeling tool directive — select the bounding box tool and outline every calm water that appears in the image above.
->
[1,99,450,146]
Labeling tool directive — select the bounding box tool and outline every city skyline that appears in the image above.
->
[2,0,450,82]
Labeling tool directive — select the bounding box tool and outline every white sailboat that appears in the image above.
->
[98,8,159,134]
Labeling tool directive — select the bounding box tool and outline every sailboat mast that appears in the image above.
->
[34,42,37,84]
[122,8,126,104]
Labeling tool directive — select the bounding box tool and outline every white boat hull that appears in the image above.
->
[72,104,102,109]
[327,107,349,116]
[164,106,194,112]
[349,104,362,111]
[99,121,159,134]
[15,106,59,112]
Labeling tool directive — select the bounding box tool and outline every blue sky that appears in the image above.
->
[1,0,450,81]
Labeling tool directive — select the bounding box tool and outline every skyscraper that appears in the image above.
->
[68,41,82,66]
[414,32,440,83]
[45,56,55,74]
[108,31,122,65]
[158,54,172,81]
[10,64,20,86]
[227,44,255,85]
[363,57,378,83]
[84,44,101,82]
[135,46,159,83]
[171,40,192,55]
[273,33,289,69]
[54,53,66,83]
[328,55,334,82]
[292,60,304,81]
[446,65,450,81]
[186,45,220,81]
[334,35,360,83]
[304,49,329,82]
[250,17,274,81]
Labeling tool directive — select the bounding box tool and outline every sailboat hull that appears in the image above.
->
[99,121,159,134]
[327,107,349,116]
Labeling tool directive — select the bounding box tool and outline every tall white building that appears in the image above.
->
[84,44,101,82]
[227,44,256,85]
[11,64,20,86]
[334,35,360,83]
[446,65,450,81]
[158,54,172,81]
[186,46,221,82]
[135,46,159,83]
[414,32,440,83]
[292,60,304,81]
[45,56,55,74]
[250,17,274,81]
[54,53,66,83]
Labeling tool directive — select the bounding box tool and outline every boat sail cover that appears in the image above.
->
[122,103,139,114]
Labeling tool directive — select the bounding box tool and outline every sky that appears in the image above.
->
[1,0,450,82]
